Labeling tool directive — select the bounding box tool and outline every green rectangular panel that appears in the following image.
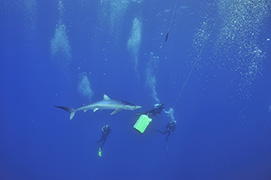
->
[134,115,152,133]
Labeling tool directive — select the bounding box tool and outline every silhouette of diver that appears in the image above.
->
[97,124,111,148]
[156,120,176,142]
[138,103,166,118]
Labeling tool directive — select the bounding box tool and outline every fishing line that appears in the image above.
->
[165,0,178,42]
[165,144,169,180]
[172,57,199,109]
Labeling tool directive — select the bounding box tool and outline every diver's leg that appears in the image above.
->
[97,136,103,145]
[100,137,107,148]
[97,134,106,145]
[156,130,167,134]
[166,132,171,142]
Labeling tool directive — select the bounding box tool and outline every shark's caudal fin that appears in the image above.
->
[55,106,76,120]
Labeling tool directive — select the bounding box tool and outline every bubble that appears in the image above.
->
[127,17,142,72]
[164,108,176,121]
[191,20,213,72]
[98,0,130,39]
[192,21,211,54]
[191,0,270,102]
[50,0,71,62]
[131,0,143,3]
[23,0,37,33]
[215,0,270,100]
[78,72,94,101]
[145,52,160,103]
[50,23,71,60]
[109,0,129,33]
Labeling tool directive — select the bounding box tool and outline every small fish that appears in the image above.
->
[165,32,169,42]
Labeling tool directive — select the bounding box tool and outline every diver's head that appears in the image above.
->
[154,103,164,108]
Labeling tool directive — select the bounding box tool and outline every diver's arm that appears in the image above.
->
[102,126,106,133]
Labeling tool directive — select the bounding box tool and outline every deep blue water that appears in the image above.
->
[1,0,271,180]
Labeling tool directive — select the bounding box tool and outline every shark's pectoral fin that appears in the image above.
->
[83,110,88,113]
[110,109,122,115]
[93,108,99,112]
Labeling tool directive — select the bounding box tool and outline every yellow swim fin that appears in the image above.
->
[98,147,102,157]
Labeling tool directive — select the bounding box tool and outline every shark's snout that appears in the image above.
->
[135,106,142,109]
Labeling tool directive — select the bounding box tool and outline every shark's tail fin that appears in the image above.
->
[55,106,76,120]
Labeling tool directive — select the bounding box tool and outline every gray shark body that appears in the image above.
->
[56,94,142,120]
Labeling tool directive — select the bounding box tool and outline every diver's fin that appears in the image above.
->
[103,94,111,100]
[110,109,122,115]
[55,106,76,120]
[93,108,99,112]
[98,147,102,157]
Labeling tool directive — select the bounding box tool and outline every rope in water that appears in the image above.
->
[165,144,169,180]
[165,0,178,42]
[172,57,199,109]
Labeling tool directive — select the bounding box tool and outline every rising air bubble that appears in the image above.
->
[127,17,142,72]
[78,72,94,101]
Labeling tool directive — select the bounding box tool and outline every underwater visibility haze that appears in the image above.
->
[1,0,271,179]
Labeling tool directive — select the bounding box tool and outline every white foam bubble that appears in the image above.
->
[23,0,37,31]
[110,0,129,33]
[192,0,270,101]
[216,0,269,100]
[146,52,160,103]
[127,17,142,72]
[164,108,176,121]
[98,0,130,40]
[78,72,94,101]
[50,0,71,61]
[131,0,143,3]
[50,23,71,60]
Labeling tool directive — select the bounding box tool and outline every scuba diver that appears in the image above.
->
[139,103,166,118]
[156,120,177,142]
[97,124,111,149]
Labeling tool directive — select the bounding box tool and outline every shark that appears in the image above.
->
[55,94,142,120]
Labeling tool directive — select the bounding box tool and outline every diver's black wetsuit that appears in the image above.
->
[97,125,111,148]
[143,104,165,118]
[157,121,176,142]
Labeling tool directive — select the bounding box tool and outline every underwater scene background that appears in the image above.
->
[0,0,271,179]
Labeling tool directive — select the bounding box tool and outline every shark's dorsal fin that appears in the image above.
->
[110,109,122,115]
[103,94,111,101]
